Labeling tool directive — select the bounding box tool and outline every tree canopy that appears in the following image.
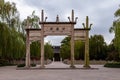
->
[89,35,107,60]
[0,1,41,63]
[109,6,120,58]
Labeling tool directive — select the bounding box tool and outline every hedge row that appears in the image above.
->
[17,63,36,67]
[0,59,14,67]
[104,62,120,68]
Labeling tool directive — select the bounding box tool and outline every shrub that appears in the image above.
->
[17,63,36,67]
[31,63,36,67]
[104,62,120,68]
[0,59,13,66]
[17,64,25,67]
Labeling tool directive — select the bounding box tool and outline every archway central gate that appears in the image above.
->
[25,10,92,68]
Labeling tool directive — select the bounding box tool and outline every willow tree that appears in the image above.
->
[22,11,41,60]
[0,22,9,59]
[89,35,107,60]
[0,0,25,62]
[22,11,40,28]
[0,0,19,28]
[0,0,5,21]
[109,6,120,58]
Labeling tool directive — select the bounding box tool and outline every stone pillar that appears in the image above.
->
[60,58,62,62]
[83,16,91,68]
[53,58,54,62]
[25,30,30,68]
[70,10,75,68]
[84,29,90,68]
[40,10,45,68]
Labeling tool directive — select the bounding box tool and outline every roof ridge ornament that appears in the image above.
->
[56,15,59,22]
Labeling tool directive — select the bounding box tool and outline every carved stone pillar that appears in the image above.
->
[70,10,75,68]
[25,30,30,68]
[40,10,45,68]
[84,29,90,68]
[83,16,91,68]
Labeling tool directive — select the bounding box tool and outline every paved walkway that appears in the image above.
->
[0,62,120,80]
[46,61,70,68]
[41,61,98,69]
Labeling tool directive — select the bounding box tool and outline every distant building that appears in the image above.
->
[52,46,61,61]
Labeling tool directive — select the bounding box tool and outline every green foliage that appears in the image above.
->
[30,63,36,67]
[25,11,40,28]
[89,35,107,60]
[0,0,20,29]
[0,59,8,66]
[17,63,36,67]
[106,41,120,61]
[107,52,120,61]
[0,59,13,66]
[109,6,120,58]
[0,22,25,60]
[61,44,71,59]
[17,63,25,67]
[60,37,71,60]
[30,41,41,60]
[104,62,120,68]
[114,7,120,17]
[61,35,107,60]
[0,1,25,63]
[21,11,40,35]
[44,42,54,60]
[0,0,41,65]
[60,37,85,60]
[74,40,84,60]
[0,0,54,66]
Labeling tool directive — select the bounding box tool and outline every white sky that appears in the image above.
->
[5,0,120,45]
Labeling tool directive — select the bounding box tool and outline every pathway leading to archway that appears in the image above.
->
[45,61,100,69]
[46,62,70,68]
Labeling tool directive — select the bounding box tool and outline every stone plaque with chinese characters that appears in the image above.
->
[43,23,73,36]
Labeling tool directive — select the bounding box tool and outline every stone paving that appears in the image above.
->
[0,62,120,80]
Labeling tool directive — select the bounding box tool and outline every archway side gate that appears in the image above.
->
[25,10,92,68]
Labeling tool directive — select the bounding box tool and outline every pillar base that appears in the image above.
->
[40,65,45,68]
[70,65,76,68]
[83,65,91,68]
[25,66,30,69]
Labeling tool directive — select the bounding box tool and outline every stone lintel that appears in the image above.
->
[39,22,76,24]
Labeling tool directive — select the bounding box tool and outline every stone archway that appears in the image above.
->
[25,10,92,68]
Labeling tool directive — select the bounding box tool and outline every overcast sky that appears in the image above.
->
[5,0,120,45]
